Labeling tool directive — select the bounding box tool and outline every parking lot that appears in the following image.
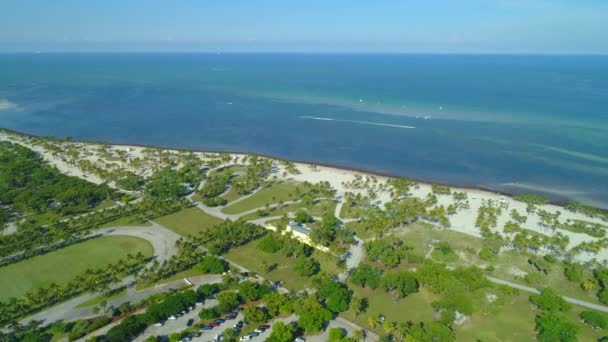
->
[130,297,366,342]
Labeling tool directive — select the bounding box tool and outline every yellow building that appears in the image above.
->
[265,221,330,253]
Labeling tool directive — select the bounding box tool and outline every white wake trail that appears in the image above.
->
[299,116,415,129]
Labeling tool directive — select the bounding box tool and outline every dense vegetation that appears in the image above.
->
[196,219,266,254]
[0,141,113,216]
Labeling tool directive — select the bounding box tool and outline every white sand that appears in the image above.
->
[1,130,606,261]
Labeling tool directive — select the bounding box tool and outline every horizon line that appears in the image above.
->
[1,50,607,56]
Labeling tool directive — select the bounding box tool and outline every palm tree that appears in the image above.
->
[383,321,399,336]
[352,329,366,342]
[368,315,381,329]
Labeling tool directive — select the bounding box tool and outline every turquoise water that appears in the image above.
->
[0,53,607,207]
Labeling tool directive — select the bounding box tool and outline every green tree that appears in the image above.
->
[530,288,571,312]
[535,312,578,342]
[328,327,346,342]
[310,213,340,246]
[238,281,270,302]
[580,310,608,329]
[317,279,352,313]
[296,297,332,333]
[243,306,269,324]
[198,255,227,274]
[267,321,297,342]
[294,257,321,277]
[216,291,241,310]
[295,210,313,224]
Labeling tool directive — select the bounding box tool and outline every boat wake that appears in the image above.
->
[299,116,415,129]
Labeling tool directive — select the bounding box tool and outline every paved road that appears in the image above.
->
[338,236,365,282]
[97,222,183,263]
[487,276,608,313]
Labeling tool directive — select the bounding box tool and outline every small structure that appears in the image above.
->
[266,221,330,253]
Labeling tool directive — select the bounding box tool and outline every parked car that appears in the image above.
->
[226,313,237,319]
[201,325,213,331]
[294,337,306,342]
[250,332,260,337]
[235,320,244,328]
[153,322,163,327]
[187,319,195,327]
[260,324,270,330]
[168,315,177,320]
[239,336,252,342]
[209,322,220,327]
[214,318,225,324]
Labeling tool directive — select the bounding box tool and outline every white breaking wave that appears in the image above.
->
[299,116,335,121]
[299,116,415,129]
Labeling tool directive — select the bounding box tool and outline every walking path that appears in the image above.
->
[487,276,608,313]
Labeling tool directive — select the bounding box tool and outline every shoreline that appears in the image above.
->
[0,127,603,210]
[2,127,608,262]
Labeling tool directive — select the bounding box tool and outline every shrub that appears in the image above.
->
[258,234,283,253]
[530,288,571,312]
[198,255,228,274]
[294,257,320,277]
[199,308,219,320]
[580,311,608,329]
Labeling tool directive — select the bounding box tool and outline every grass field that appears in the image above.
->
[0,236,153,301]
[339,202,371,220]
[224,238,340,291]
[455,294,605,342]
[344,221,372,241]
[342,286,439,331]
[222,181,302,214]
[155,207,223,238]
[238,199,337,221]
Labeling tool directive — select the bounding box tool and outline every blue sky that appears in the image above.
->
[1,0,607,53]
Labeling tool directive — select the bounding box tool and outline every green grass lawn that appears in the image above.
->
[490,249,602,305]
[238,199,337,221]
[394,222,484,262]
[224,238,340,291]
[345,221,372,241]
[222,181,302,214]
[0,236,153,301]
[155,207,223,238]
[455,294,537,342]
[339,202,371,220]
[342,286,439,332]
[455,294,606,342]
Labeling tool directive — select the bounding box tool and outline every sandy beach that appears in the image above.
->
[1,130,606,262]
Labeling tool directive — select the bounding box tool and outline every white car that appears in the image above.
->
[153,322,163,327]
[168,315,177,320]
[239,336,252,341]
[294,337,306,342]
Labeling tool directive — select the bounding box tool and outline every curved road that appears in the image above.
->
[95,222,182,263]
[21,222,186,326]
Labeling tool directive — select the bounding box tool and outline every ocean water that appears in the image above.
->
[0,53,607,207]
